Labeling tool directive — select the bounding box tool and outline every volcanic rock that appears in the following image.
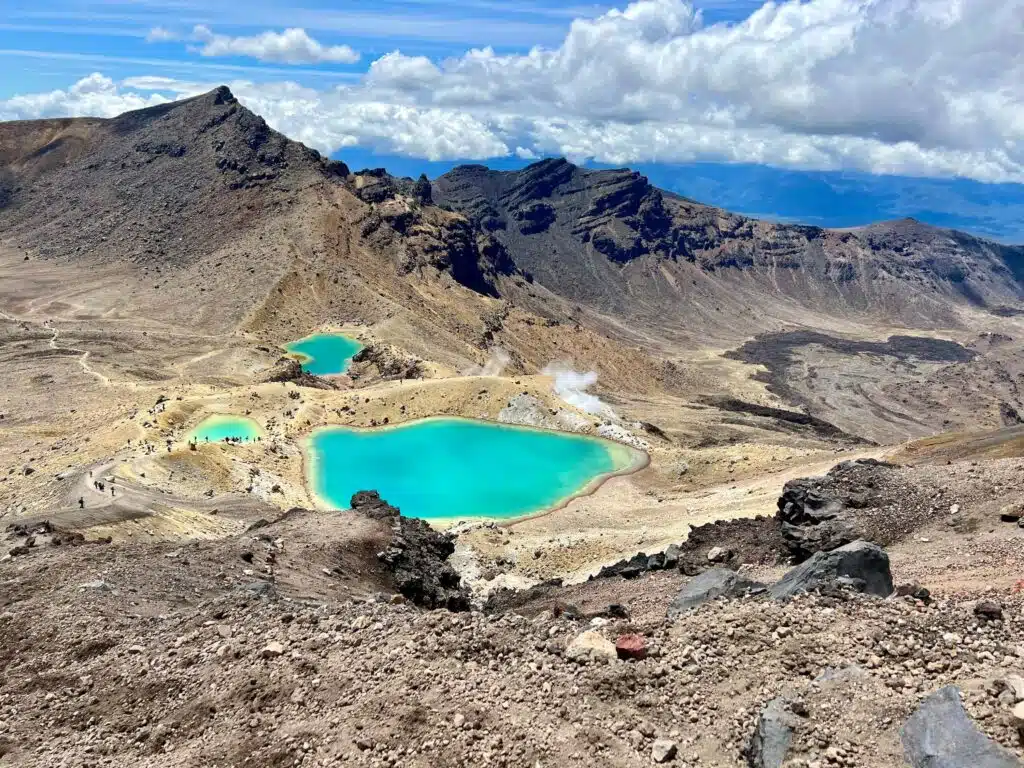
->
[746,697,801,768]
[901,686,1022,768]
[350,491,470,611]
[651,739,677,763]
[975,600,1005,621]
[768,540,894,600]
[565,630,617,663]
[615,634,647,661]
[667,568,766,618]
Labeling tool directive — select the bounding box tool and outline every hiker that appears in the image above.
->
[78,497,84,509]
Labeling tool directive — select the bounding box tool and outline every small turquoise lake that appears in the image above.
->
[189,414,263,443]
[285,333,363,376]
[307,418,643,521]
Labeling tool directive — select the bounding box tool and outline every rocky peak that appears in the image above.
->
[502,158,576,207]
[0,85,336,268]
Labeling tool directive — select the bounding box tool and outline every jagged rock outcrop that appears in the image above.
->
[0,87,340,268]
[349,343,423,381]
[776,458,931,561]
[591,515,786,583]
[261,357,338,389]
[350,491,470,611]
[768,540,894,601]
[901,686,1023,768]
[356,179,517,297]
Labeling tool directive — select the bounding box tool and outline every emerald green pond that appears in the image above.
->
[307,417,642,521]
[285,333,363,376]
[189,414,263,443]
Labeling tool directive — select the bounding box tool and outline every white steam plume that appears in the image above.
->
[467,347,511,377]
[542,361,614,417]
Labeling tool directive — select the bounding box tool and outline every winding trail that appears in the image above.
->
[22,454,280,534]
[44,321,111,386]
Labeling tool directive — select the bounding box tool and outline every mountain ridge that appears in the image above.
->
[3,85,1022,334]
[433,158,1024,336]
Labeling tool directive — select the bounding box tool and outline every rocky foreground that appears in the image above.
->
[3,461,1024,767]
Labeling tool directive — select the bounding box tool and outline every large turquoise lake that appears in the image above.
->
[189,414,263,442]
[307,418,642,521]
[285,333,363,375]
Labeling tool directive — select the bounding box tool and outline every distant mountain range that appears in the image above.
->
[2,86,1023,347]
[335,149,1024,244]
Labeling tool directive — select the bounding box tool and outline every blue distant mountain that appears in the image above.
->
[336,148,1024,244]
[631,163,1024,244]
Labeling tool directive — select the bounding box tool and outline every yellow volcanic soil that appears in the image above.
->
[0,245,949,582]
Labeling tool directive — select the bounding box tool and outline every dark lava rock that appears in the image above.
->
[777,477,858,559]
[901,686,1022,768]
[745,697,802,768]
[769,540,894,601]
[895,582,932,604]
[676,515,786,575]
[412,173,432,205]
[593,516,786,584]
[999,402,1024,427]
[667,568,766,618]
[974,600,1004,621]
[350,344,423,381]
[513,202,556,235]
[774,458,930,561]
[594,551,657,580]
[699,395,857,442]
[350,491,470,612]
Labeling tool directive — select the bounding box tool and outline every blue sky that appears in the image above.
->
[2,0,1024,241]
[0,0,762,94]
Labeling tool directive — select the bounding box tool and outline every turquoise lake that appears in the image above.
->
[285,333,363,376]
[307,418,640,521]
[189,414,263,443]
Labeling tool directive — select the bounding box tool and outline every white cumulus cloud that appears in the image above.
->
[148,25,360,65]
[5,0,1024,181]
[0,74,170,122]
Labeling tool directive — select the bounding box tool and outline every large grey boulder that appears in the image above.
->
[746,697,801,768]
[901,686,1023,768]
[668,568,766,618]
[769,540,893,600]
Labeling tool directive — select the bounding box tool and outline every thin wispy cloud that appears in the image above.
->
[0,48,360,79]
[10,5,574,48]
[145,26,177,42]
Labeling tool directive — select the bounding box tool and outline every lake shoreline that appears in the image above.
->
[302,415,649,527]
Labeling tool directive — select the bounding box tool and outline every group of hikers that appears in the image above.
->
[78,475,115,508]
[73,428,265,508]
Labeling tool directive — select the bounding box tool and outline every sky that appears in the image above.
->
[2,0,1024,241]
